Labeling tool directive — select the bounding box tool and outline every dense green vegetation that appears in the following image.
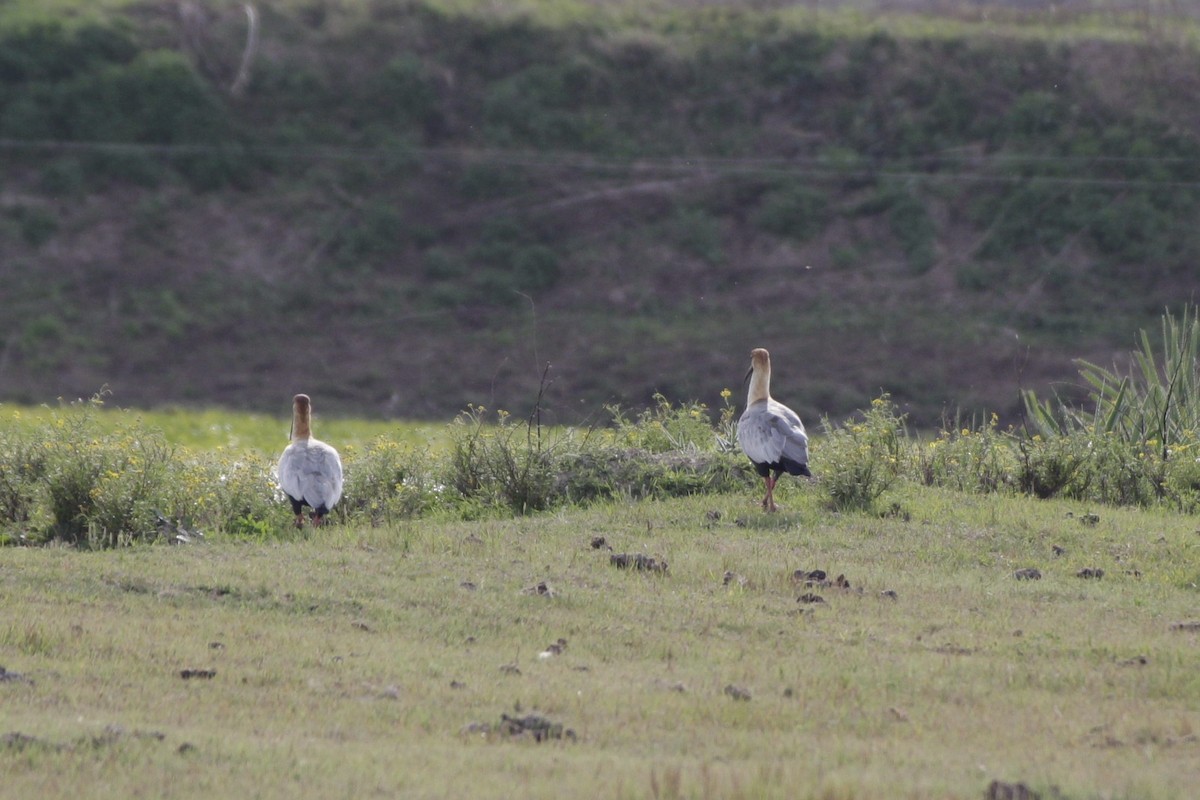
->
[3,0,1200,426]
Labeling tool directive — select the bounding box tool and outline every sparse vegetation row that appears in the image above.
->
[3,310,1198,547]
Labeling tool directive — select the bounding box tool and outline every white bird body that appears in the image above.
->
[739,397,810,471]
[737,348,811,512]
[278,394,343,526]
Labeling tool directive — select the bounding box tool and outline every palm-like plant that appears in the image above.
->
[1023,306,1200,459]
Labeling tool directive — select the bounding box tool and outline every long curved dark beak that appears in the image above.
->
[743,366,753,386]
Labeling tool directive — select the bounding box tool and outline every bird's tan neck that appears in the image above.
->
[291,411,312,440]
[747,370,770,406]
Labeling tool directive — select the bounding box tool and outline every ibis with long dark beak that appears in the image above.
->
[277,394,343,527]
[737,348,812,512]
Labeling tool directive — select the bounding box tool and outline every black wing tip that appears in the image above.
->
[755,458,811,478]
[782,460,811,477]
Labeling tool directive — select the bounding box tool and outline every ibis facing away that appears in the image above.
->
[278,394,343,527]
[737,348,812,512]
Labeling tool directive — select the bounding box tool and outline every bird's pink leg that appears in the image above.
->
[293,513,305,529]
[763,475,779,512]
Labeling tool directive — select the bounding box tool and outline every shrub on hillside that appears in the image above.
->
[420,220,565,305]
[330,202,407,270]
[5,205,59,247]
[360,54,444,135]
[482,59,610,149]
[884,187,936,274]
[0,29,240,189]
[0,20,137,85]
[663,207,725,265]
[753,182,829,242]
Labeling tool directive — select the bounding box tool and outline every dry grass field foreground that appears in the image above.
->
[2,484,1200,799]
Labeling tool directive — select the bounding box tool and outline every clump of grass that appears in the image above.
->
[0,420,48,537]
[447,391,750,515]
[819,395,907,512]
[608,392,726,454]
[1011,430,1094,500]
[447,403,563,515]
[30,393,176,547]
[339,438,441,524]
[557,448,746,504]
[916,413,1019,494]
[175,449,285,539]
[0,393,286,546]
[568,391,747,503]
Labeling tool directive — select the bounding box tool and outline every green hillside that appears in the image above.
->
[3,0,1200,425]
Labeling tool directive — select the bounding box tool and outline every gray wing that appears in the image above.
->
[277,444,304,500]
[278,440,344,509]
[767,398,809,465]
[739,400,808,466]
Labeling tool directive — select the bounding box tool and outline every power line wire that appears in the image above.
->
[3,137,1200,188]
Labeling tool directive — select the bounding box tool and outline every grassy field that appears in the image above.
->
[3,478,1199,798]
[0,401,445,454]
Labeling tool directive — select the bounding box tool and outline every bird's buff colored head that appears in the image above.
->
[746,348,772,404]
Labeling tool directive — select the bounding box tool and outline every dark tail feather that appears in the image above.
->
[780,458,812,478]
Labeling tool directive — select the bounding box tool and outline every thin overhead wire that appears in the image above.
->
[2,137,1200,189]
